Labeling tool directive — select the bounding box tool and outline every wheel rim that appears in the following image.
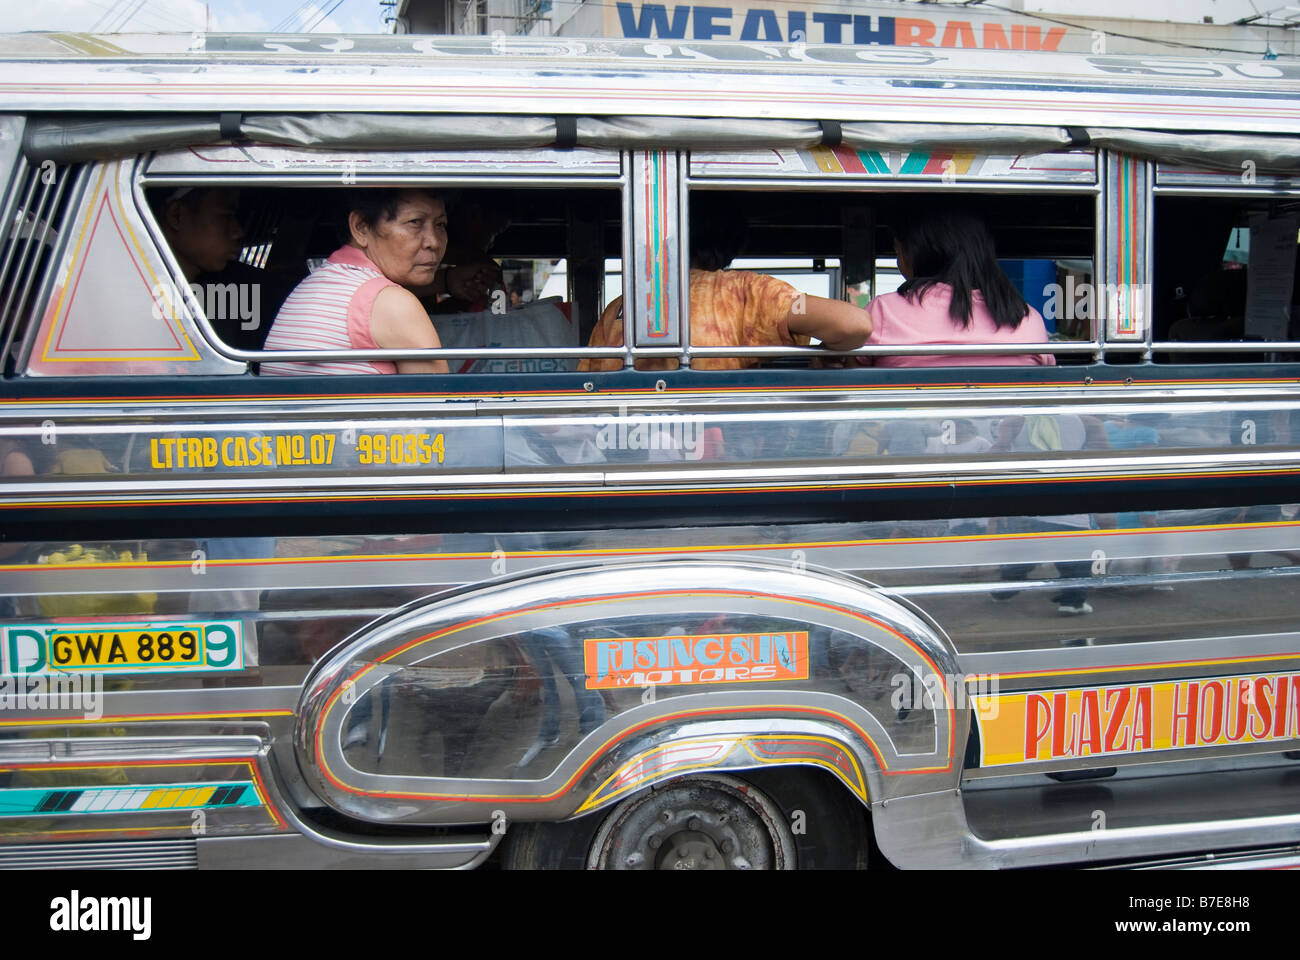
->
[586,774,797,870]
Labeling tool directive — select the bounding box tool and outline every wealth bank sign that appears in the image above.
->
[605,1,1076,51]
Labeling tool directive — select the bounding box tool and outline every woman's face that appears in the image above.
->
[893,238,913,280]
[350,192,448,288]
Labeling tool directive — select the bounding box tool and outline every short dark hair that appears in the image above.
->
[338,187,443,245]
[689,195,748,272]
[147,187,212,222]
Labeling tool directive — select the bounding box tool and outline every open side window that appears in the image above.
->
[1153,192,1300,364]
[143,184,624,374]
[654,186,1098,371]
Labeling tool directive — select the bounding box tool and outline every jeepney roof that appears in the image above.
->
[4,33,1300,169]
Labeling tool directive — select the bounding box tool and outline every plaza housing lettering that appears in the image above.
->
[1023,673,1300,761]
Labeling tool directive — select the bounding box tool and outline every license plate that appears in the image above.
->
[1,620,244,675]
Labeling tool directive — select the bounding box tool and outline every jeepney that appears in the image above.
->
[0,32,1299,869]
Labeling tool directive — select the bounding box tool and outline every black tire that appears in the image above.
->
[740,767,874,869]
[500,814,603,870]
[501,768,871,870]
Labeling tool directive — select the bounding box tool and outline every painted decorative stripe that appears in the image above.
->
[829,145,867,174]
[642,151,669,339]
[0,759,286,831]
[899,152,932,175]
[4,517,1294,577]
[7,464,1300,512]
[807,145,841,174]
[0,708,293,728]
[1111,153,1144,338]
[576,733,868,812]
[0,782,257,817]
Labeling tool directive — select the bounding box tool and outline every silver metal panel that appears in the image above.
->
[145,145,621,178]
[0,115,22,186]
[5,386,1300,506]
[962,631,1300,681]
[872,785,1300,869]
[628,150,682,351]
[4,38,1300,136]
[0,688,295,726]
[963,756,1300,841]
[195,832,493,870]
[0,734,286,847]
[0,414,506,480]
[2,504,1298,645]
[1157,163,1299,189]
[1161,848,1300,869]
[0,839,198,869]
[3,447,1297,508]
[0,736,270,762]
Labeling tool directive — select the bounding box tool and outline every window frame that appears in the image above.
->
[133,149,635,372]
[1149,175,1300,360]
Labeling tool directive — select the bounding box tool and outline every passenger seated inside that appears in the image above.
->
[411,195,580,374]
[856,209,1055,367]
[420,196,511,315]
[151,187,291,351]
[1169,268,1248,344]
[578,199,872,371]
[260,188,450,376]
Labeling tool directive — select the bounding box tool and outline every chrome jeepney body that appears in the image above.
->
[1,33,1299,869]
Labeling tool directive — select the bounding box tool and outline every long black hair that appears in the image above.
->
[893,210,1029,330]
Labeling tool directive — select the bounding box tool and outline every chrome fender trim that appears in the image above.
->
[295,558,965,824]
[571,717,875,816]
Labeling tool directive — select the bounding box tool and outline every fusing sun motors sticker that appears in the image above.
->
[584,631,809,688]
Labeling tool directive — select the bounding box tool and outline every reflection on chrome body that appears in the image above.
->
[874,787,1300,870]
[575,724,872,814]
[295,559,961,824]
[2,386,1299,517]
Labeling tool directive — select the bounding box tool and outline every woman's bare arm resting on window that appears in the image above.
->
[785,295,873,351]
[370,285,450,374]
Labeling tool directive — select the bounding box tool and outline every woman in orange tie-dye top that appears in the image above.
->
[579,202,871,372]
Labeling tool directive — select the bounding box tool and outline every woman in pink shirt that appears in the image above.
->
[859,211,1055,368]
[262,188,453,376]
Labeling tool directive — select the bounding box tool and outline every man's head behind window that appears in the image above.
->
[154,188,245,281]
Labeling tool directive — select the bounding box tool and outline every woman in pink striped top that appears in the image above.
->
[858,210,1055,368]
[261,189,451,376]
